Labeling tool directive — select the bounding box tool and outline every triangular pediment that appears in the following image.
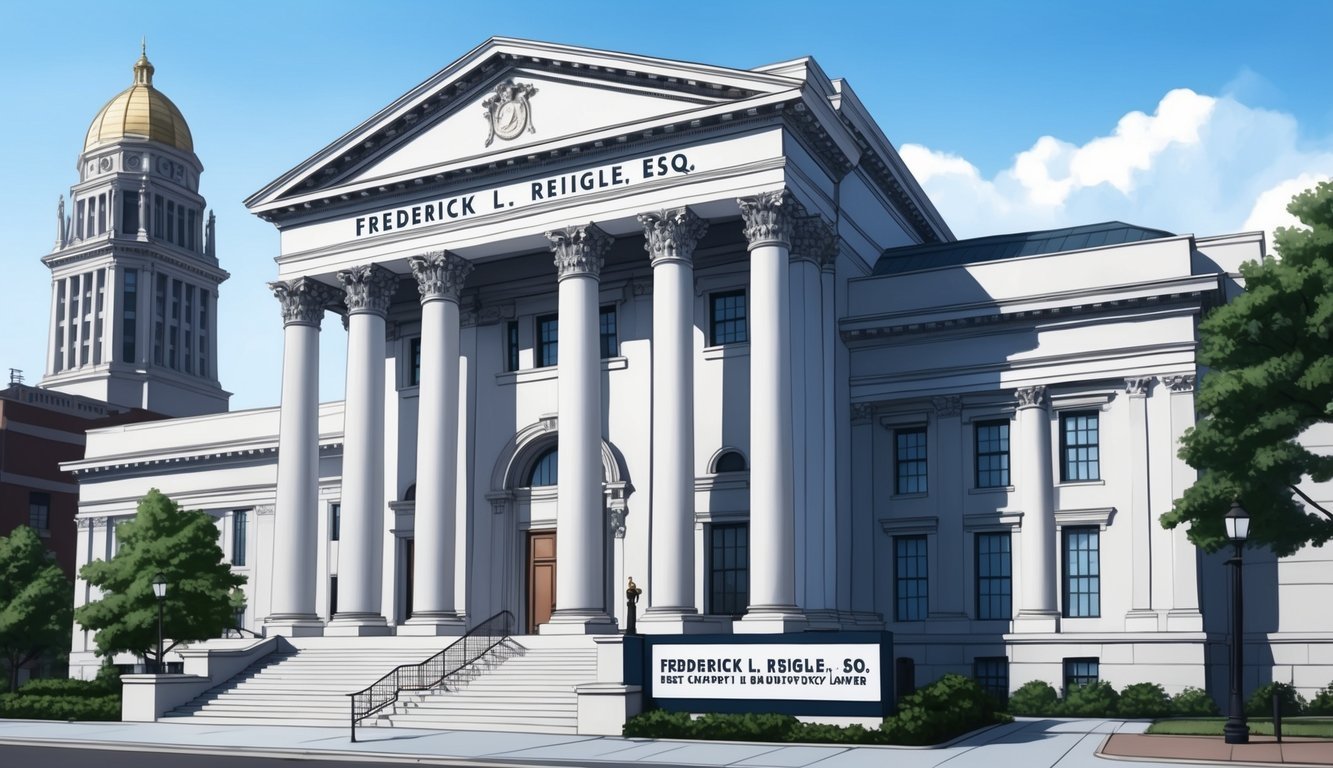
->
[246,38,809,213]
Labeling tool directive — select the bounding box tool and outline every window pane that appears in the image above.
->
[506,321,519,372]
[1063,527,1101,617]
[894,535,928,621]
[709,523,749,615]
[973,657,1009,703]
[1061,411,1100,481]
[709,291,747,345]
[1063,657,1100,693]
[976,532,1012,620]
[233,511,248,566]
[536,315,558,368]
[527,447,558,487]
[975,420,1010,488]
[599,305,617,358]
[28,492,51,531]
[895,427,928,495]
[409,337,421,387]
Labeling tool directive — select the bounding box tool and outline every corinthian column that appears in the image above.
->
[401,251,472,636]
[266,277,339,637]
[736,189,805,633]
[544,223,618,634]
[638,208,709,633]
[328,263,398,636]
[1014,385,1059,632]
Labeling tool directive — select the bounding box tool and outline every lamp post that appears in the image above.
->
[1223,502,1250,745]
[152,573,167,675]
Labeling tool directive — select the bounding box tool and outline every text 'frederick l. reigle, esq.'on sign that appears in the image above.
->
[651,644,881,702]
[352,152,697,238]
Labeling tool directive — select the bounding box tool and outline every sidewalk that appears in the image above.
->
[0,717,1329,767]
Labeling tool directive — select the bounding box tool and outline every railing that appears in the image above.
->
[348,610,514,742]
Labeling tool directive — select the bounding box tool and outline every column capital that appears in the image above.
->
[1125,376,1154,397]
[1015,385,1048,409]
[337,263,398,316]
[638,207,708,267]
[737,188,794,249]
[409,251,473,303]
[269,278,340,328]
[791,214,837,266]
[547,223,612,279]
[932,395,963,417]
[1163,374,1196,393]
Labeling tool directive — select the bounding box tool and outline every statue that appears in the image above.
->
[56,195,66,247]
[626,576,643,635]
[205,209,216,258]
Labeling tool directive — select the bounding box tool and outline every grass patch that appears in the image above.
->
[1148,717,1333,738]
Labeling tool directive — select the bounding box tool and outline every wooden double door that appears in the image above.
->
[527,531,557,631]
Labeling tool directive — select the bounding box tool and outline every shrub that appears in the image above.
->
[17,676,117,697]
[1008,680,1061,716]
[1062,680,1120,717]
[1308,683,1333,716]
[1170,687,1220,716]
[623,708,694,738]
[0,693,120,721]
[1117,682,1172,718]
[692,712,800,742]
[881,673,999,745]
[1246,682,1307,717]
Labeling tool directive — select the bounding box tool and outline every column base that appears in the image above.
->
[398,613,467,636]
[736,605,807,634]
[1124,609,1161,632]
[325,613,391,637]
[1012,610,1060,634]
[638,609,722,635]
[803,609,843,631]
[262,615,324,637]
[541,610,619,635]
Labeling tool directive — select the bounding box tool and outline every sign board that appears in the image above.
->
[625,631,894,717]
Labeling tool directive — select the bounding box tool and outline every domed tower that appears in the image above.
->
[40,46,229,416]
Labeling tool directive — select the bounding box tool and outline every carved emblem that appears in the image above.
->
[482,79,538,147]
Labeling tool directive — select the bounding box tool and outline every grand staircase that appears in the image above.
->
[163,633,599,733]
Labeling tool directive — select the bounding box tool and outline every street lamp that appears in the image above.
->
[1223,502,1250,745]
[152,573,168,675]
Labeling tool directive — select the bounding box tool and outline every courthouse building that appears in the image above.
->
[62,39,1332,712]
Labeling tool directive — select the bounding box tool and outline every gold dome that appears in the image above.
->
[84,47,193,154]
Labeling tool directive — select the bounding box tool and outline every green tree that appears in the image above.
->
[0,525,73,692]
[75,489,245,668]
[1162,181,1333,555]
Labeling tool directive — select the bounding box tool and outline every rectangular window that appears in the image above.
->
[28,492,51,532]
[1060,411,1100,481]
[599,305,618,358]
[975,420,1010,488]
[894,427,928,495]
[975,532,1013,620]
[329,575,339,617]
[76,199,86,239]
[177,202,186,246]
[409,337,421,387]
[122,191,139,234]
[169,279,181,369]
[1063,527,1100,618]
[1063,657,1100,693]
[198,290,209,376]
[187,209,196,251]
[536,314,558,368]
[330,503,341,542]
[894,535,928,621]
[232,511,248,567]
[153,195,164,239]
[973,657,1009,703]
[153,275,166,365]
[506,320,519,372]
[166,200,176,244]
[708,523,749,616]
[122,269,137,363]
[709,290,747,345]
[97,193,107,234]
[183,285,194,374]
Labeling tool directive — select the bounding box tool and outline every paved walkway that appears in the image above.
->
[1104,731,1333,765]
[0,717,1329,767]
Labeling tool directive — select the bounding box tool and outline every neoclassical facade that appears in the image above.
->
[65,39,1332,702]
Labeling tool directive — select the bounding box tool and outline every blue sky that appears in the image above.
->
[2,0,1330,409]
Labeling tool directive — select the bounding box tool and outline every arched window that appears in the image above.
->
[404,484,416,501]
[527,446,558,487]
[714,450,747,473]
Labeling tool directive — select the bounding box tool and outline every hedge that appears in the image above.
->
[1008,680,1219,717]
[0,693,120,721]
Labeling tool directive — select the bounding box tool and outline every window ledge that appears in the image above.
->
[1058,479,1106,488]
[878,516,938,535]
[891,492,929,501]
[702,343,748,360]
[963,510,1023,531]
[1055,506,1116,530]
[968,485,1014,495]
[496,356,628,385]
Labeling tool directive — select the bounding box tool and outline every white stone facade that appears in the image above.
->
[64,39,1333,701]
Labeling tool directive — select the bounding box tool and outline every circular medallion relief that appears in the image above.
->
[126,154,141,170]
[99,157,113,172]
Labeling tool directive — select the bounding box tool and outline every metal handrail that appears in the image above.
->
[348,610,514,742]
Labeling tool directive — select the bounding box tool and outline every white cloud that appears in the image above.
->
[901,89,1333,245]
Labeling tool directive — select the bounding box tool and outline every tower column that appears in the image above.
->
[402,251,472,636]
[638,208,709,633]
[544,223,617,634]
[1014,385,1059,632]
[737,189,805,633]
[328,264,397,636]
[265,278,338,636]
